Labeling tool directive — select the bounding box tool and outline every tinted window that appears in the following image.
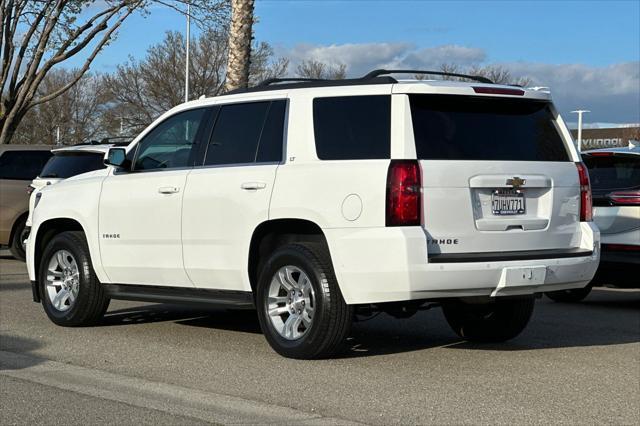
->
[257,101,286,163]
[205,101,278,166]
[40,152,106,178]
[134,108,206,171]
[313,96,391,160]
[410,95,570,161]
[0,150,52,180]
[584,154,640,191]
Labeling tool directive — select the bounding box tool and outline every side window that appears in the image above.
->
[256,100,286,163]
[134,108,206,171]
[313,95,391,160]
[204,102,270,166]
[0,150,52,180]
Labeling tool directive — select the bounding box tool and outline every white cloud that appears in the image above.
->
[282,42,413,76]
[282,43,484,76]
[279,42,639,124]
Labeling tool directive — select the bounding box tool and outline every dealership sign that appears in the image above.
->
[582,138,624,148]
[570,127,639,149]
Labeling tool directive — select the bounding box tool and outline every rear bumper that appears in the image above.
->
[325,222,600,304]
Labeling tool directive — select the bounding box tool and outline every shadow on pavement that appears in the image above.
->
[101,304,262,334]
[97,288,639,358]
[339,288,640,357]
[0,335,47,371]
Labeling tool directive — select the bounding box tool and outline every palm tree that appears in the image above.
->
[225,0,255,92]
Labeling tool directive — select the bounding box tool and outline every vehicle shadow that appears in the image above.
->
[336,287,640,358]
[0,334,47,371]
[101,303,262,334]
[98,287,639,358]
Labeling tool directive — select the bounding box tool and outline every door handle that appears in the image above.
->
[158,186,180,194]
[241,182,267,190]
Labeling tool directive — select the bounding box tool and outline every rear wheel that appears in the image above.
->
[545,284,593,303]
[256,243,353,359]
[38,231,109,326]
[442,297,535,343]
[9,216,27,261]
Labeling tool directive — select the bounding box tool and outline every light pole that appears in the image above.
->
[571,110,590,152]
[185,0,190,103]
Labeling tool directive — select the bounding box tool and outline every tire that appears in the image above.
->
[9,216,27,261]
[442,297,535,343]
[256,242,353,359]
[545,284,593,303]
[38,231,109,326]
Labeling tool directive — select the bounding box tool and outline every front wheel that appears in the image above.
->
[39,231,109,326]
[442,297,535,343]
[256,243,353,359]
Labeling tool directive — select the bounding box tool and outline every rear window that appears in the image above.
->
[0,150,52,180]
[409,95,570,161]
[313,95,391,160]
[583,154,640,191]
[40,152,106,179]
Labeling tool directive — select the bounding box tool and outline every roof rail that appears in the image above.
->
[258,77,327,87]
[360,69,493,84]
[75,136,133,146]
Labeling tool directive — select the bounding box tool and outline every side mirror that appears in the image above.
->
[104,148,127,169]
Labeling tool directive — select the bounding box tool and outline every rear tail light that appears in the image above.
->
[585,152,613,157]
[386,160,421,226]
[608,190,640,206]
[576,162,592,222]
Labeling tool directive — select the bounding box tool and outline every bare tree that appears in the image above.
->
[105,29,287,134]
[225,0,254,92]
[249,41,289,86]
[0,0,228,144]
[467,64,532,87]
[12,68,111,145]
[413,63,532,86]
[295,60,347,80]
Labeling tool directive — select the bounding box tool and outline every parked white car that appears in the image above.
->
[26,70,600,359]
[25,140,132,237]
[26,143,113,227]
[547,146,639,302]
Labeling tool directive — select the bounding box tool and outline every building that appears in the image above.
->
[570,127,640,150]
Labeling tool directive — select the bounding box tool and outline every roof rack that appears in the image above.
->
[75,136,134,146]
[361,69,493,84]
[230,68,494,94]
[257,77,327,87]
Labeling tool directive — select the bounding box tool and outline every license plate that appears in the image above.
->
[491,189,525,215]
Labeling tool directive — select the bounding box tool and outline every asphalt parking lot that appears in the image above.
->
[1,253,638,425]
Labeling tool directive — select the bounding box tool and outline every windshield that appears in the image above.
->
[40,152,106,179]
[409,95,570,161]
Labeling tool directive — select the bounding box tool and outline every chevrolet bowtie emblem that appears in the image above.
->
[506,177,526,188]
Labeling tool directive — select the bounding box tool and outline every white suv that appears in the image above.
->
[26,70,600,359]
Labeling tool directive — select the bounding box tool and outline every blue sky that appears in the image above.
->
[76,0,640,125]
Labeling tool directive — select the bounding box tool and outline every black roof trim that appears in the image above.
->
[225,68,495,95]
[227,76,397,95]
[74,136,134,146]
[362,69,493,84]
